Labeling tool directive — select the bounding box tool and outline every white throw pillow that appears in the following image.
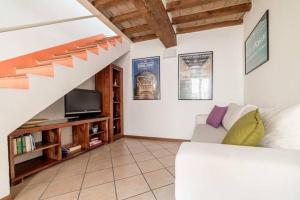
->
[260,104,300,150]
[222,103,257,131]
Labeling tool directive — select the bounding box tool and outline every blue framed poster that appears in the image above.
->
[245,10,269,74]
[132,56,160,100]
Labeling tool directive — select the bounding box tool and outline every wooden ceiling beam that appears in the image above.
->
[166,0,222,12]
[131,34,157,42]
[172,2,252,25]
[176,19,243,34]
[111,10,141,24]
[122,24,150,35]
[94,0,124,10]
[129,0,177,47]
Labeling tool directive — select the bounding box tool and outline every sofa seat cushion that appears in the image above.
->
[192,124,227,143]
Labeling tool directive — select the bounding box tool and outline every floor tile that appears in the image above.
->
[144,169,174,190]
[115,175,150,200]
[90,150,111,160]
[113,163,141,180]
[137,159,164,173]
[158,155,176,167]
[55,162,86,178]
[79,182,116,200]
[41,174,84,199]
[167,166,175,177]
[10,139,180,200]
[111,149,131,158]
[44,191,79,200]
[14,182,49,200]
[146,145,164,152]
[86,158,112,173]
[112,155,135,167]
[126,192,156,200]
[151,149,172,158]
[153,184,175,200]
[24,166,58,186]
[82,168,114,188]
[142,141,158,147]
[165,146,180,154]
[133,151,155,162]
[129,146,148,154]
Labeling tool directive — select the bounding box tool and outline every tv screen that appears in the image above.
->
[65,89,101,118]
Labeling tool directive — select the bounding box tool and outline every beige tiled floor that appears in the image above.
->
[11,138,181,200]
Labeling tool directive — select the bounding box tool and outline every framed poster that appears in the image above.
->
[132,56,160,100]
[245,10,269,74]
[178,51,213,100]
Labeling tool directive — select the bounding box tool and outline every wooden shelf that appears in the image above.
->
[14,142,59,158]
[96,64,123,143]
[14,156,58,182]
[89,130,105,137]
[8,117,110,185]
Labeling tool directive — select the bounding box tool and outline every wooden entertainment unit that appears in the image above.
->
[8,117,109,184]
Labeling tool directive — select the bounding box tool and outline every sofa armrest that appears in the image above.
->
[196,114,208,125]
[176,142,300,200]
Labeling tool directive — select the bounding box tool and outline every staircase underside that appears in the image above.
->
[0,34,122,89]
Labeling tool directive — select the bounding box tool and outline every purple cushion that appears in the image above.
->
[206,105,228,128]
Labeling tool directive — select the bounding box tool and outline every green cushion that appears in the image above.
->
[222,109,264,146]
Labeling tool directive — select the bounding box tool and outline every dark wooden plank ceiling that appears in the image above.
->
[90,0,252,47]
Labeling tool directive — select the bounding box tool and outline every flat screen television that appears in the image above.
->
[65,89,102,118]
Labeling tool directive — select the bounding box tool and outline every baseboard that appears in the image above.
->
[124,135,190,142]
[0,194,11,200]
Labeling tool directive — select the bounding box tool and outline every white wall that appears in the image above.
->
[115,26,245,140]
[244,0,300,107]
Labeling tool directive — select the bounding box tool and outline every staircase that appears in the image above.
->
[0,34,130,138]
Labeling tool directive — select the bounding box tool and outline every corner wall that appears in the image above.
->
[244,0,300,107]
[115,26,244,140]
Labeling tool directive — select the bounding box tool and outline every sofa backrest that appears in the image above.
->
[222,103,257,131]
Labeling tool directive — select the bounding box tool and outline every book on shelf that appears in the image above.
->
[13,139,17,155]
[14,134,36,155]
[62,145,82,157]
[68,145,81,153]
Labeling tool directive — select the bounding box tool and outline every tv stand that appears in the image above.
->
[8,117,109,185]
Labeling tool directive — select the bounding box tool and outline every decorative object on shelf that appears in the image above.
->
[91,124,99,134]
[89,138,102,147]
[245,10,269,74]
[132,56,160,100]
[178,51,213,100]
[113,78,119,87]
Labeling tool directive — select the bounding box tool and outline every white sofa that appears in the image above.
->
[175,104,300,200]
